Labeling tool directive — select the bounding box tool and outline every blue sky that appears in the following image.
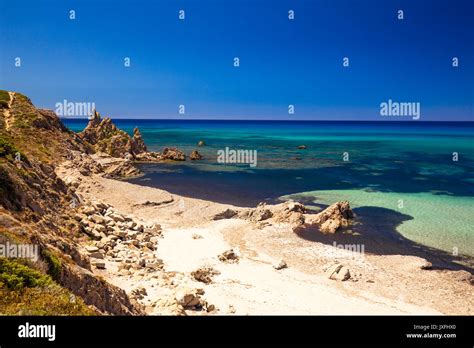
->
[0,0,473,120]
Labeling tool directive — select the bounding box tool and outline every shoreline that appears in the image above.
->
[127,162,474,265]
[57,155,474,315]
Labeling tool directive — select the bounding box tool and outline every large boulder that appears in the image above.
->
[162,147,186,161]
[270,200,306,226]
[306,201,354,234]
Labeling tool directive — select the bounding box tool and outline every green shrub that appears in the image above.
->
[41,250,62,281]
[0,137,19,158]
[0,90,9,108]
[0,258,53,290]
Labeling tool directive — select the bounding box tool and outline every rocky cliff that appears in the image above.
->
[0,91,143,315]
[79,110,147,158]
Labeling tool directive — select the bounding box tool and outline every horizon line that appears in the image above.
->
[59,117,474,123]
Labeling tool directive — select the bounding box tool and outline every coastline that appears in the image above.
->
[57,155,474,315]
[2,91,472,316]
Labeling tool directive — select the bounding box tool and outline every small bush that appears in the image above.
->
[41,250,62,281]
[0,137,19,158]
[0,258,52,290]
[0,90,10,108]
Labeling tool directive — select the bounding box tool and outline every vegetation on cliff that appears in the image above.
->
[0,90,142,315]
[0,258,94,315]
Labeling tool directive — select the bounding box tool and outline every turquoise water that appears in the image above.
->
[64,120,474,258]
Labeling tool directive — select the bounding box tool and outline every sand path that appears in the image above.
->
[3,92,15,130]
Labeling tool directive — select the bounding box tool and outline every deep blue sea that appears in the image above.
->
[64,119,474,258]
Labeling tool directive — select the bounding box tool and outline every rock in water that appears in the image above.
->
[198,140,205,147]
[190,150,203,160]
[131,127,147,154]
[162,147,186,161]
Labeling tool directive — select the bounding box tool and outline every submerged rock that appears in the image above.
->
[190,150,203,160]
[162,147,186,161]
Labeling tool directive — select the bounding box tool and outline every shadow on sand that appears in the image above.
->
[296,204,474,274]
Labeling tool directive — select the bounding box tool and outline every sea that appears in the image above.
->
[64,119,474,259]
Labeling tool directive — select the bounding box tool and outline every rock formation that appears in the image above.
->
[212,199,353,234]
[162,147,186,161]
[131,127,147,154]
[79,110,149,159]
[305,201,354,233]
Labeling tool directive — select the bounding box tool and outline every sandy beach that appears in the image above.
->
[56,156,474,315]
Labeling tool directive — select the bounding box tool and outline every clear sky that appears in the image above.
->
[0,0,473,120]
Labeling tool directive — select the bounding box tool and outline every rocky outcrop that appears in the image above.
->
[305,201,354,234]
[245,202,273,222]
[270,200,306,226]
[190,150,203,160]
[213,208,238,220]
[131,127,147,154]
[212,199,352,234]
[78,110,150,159]
[59,262,144,314]
[60,151,141,180]
[162,147,186,161]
